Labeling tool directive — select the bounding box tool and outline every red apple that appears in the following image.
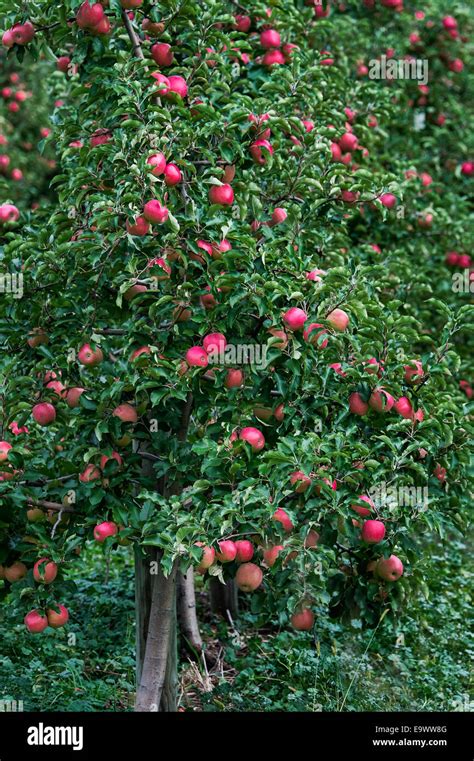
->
[349,392,368,416]
[33,558,58,584]
[263,544,284,567]
[291,608,314,631]
[235,562,263,591]
[283,307,307,331]
[186,346,208,367]
[234,540,254,563]
[239,427,265,451]
[24,609,48,634]
[143,200,169,224]
[147,152,166,176]
[290,470,311,493]
[79,464,101,483]
[47,604,69,628]
[195,542,215,572]
[113,403,138,422]
[216,540,237,562]
[327,308,349,331]
[394,396,414,419]
[78,343,103,367]
[350,495,374,517]
[209,184,234,205]
[361,519,386,544]
[0,441,12,462]
[151,42,173,67]
[376,554,403,581]
[4,561,27,582]
[369,388,394,413]
[203,332,227,353]
[404,360,424,385]
[272,507,293,532]
[32,403,56,426]
[164,163,182,186]
[94,521,118,542]
[225,369,244,389]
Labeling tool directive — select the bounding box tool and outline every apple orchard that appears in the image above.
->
[0,0,472,712]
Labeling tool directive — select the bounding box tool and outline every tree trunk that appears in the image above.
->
[209,577,239,619]
[178,567,203,654]
[135,558,178,712]
[134,546,154,686]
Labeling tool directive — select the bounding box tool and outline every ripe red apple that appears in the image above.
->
[263,49,285,66]
[186,346,208,368]
[151,65,170,88]
[32,402,56,426]
[47,604,69,628]
[234,540,254,563]
[239,427,265,451]
[167,75,188,98]
[4,561,27,582]
[33,558,58,584]
[94,521,118,542]
[147,152,166,176]
[361,519,386,544]
[283,307,307,331]
[76,1,105,29]
[79,464,101,483]
[303,323,329,348]
[249,139,273,165]
[113,403,138,423]
[234,14,251,32]
[268,327,288,349]
[203,332,227,353]
[270,207,287,225]
[100,451,123,470]
[290,470,312,493]
[404,360,424,384]
[339,132,358,152]
[349,392,368,416]
[124,284,148,301]
[235,562,263,592]
[350,495,374,517]
[225,369,244,389]
[442,15,457,29]
[304,529,320,548]
[0,441,12,462]
[65,387,85,408]
[291,608,314,631]
[394,396,414,419]
[216,540,237,562]
[151,43,173,67]
[272,507,293,532]
[24,609,48,634]
[376,554,403,581]
[164,163,182,186]
[209,184,234,205]
[263,544,283,567]
[195,542,215,572]
[260,29,281,49]
[379,193,397,208]
[433,463,447,483]
[369,388,394,413]
[143,200,169,224]
[326,308,349,331]
[126,215,150,236]
[78,343,103,367]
